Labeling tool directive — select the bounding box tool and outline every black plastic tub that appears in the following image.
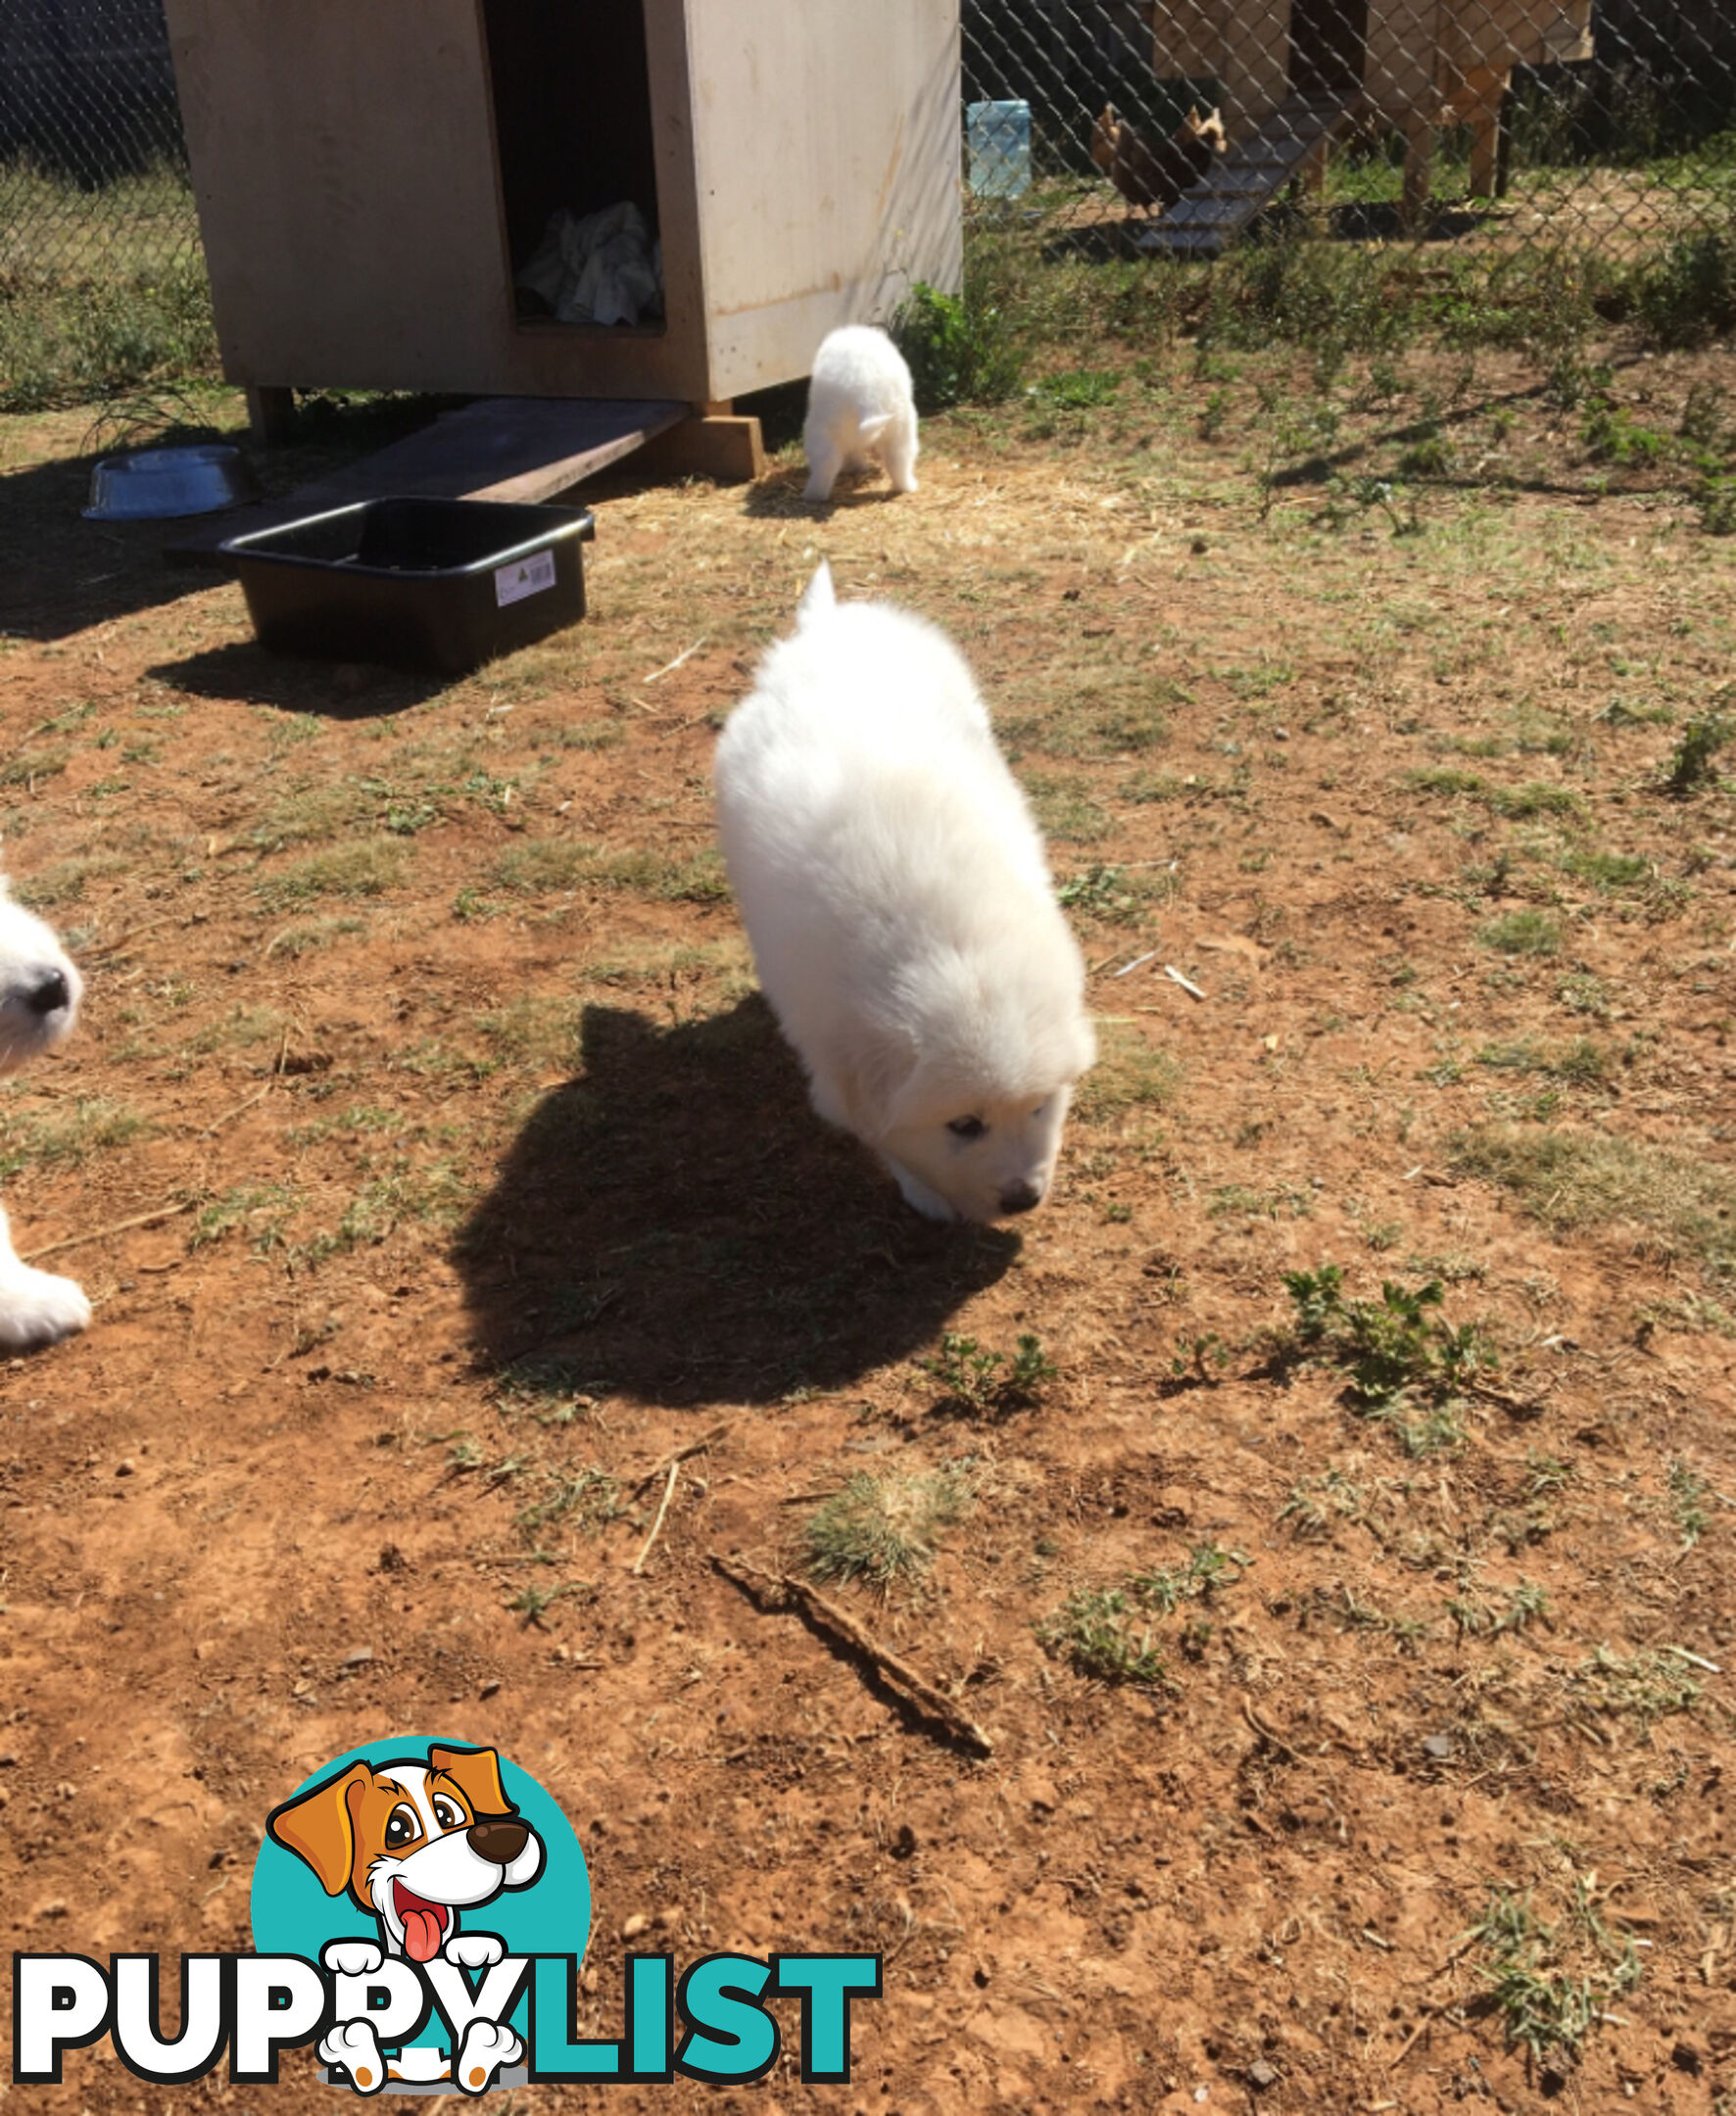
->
[222,497,597,676]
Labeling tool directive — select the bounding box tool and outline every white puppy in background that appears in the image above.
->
[0,880,89,1348]
[714,563,1095,1224]
[802,325,920,504]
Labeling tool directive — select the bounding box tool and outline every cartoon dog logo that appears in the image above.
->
[266,1744,546,2091]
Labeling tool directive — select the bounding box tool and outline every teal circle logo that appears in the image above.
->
[251,1726,588,1954]
[251,1738,589,2091]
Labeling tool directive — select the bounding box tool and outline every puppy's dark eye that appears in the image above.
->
[947,1117,987,1140]
[431,1795,464,1832]
[384,1804,420,1851]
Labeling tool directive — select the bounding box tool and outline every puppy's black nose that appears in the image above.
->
[468,1816,530,1866]
[998,1180,1041,1216]
[24,969,70,1018]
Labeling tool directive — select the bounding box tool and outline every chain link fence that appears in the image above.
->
[3,0,1735,409]
[0,0,196,284]
[0,0,211,408]
[962,0,1736,260]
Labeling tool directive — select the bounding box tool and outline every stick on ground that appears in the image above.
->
[22,1197,195,1265]
[711,1552,993,1757]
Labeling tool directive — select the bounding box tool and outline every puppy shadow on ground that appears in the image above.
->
[456,998,1021,1409]
[742,467,905,521]
[146,641,449,718]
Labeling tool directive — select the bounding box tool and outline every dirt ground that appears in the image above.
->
[2,333,1735,2116]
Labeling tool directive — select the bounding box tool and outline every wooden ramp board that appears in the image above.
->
[166,395,688,569]
[1135,93,1361,259]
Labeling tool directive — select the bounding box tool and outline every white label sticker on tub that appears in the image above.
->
[495,549,557,606]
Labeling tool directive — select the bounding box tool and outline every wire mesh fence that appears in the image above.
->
[0,0,197,286]
[961,0,1736,262]
[3,0,1736,412]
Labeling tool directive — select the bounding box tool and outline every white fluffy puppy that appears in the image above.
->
[0,879,89,1348]
[802,325,920,504]
[714,563,1095,1224]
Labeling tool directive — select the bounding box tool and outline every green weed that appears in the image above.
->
[1281,1265,1489,1452]
[891,280,1025,411]
[920,1331,1057,1415]
[1663,710,1733,794]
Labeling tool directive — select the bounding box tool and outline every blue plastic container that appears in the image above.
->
[967,99,1032,199]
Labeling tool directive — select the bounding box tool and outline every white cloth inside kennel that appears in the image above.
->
[515,201,664,328]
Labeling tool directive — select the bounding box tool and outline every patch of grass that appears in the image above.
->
[1281,1265,1490,1453]
[1634,227,1736,349]
[1567,1646,1702,1730]
[1478,909,1563,957]
[1033,366,1121,409]
[1038,1542,1247,1686]
[478,996,580,1071]
[188,1182,300,1254]
[1470,1883,1640,2072]
[263,916,367,959]
[1037,1587,1169,1688]
[492,839,728,902]
[1127,1541,1250,1614]
[805,1465,973,1590]
[1662,710,1733,795]
[256,839,408,907]
[1559,847,1653,891]
[0,1097,149,1178]
[8,855,126,910]
[0,188,217,411]
[492,840,595,893]
[1445,1578,1552,1636]
[1451,1124,1736,1278]
[1473,1037,1607,1086]
[515,1467,620,1537]
[1579,400,1667,465]
[1666,1457,1712,1550]
[1024,776,1113,844]
[1491,782,1583,821]
[1073,1023,1181,1122]
[0,745,72,788]
[553,720,625,750]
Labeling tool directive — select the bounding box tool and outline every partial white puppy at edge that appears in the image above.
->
[802,324,920,504]
[0,878,89,1348]
[714,562,1096,1225]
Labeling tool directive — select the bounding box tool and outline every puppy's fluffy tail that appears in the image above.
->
[796,559,836,628]
[854,412,894,446]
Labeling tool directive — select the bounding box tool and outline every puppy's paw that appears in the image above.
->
[320,2020,387,2094]
[322,1939,385,1978]
[454,2019,523,2095]
[443,1931,505,1970]
[886,1162,957,1223]
[0,1267,90,1349]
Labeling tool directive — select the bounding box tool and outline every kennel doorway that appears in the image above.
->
[1287,0,1369,100]
[480,0,665,335]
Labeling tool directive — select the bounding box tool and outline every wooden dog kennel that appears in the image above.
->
[163,0,961,436]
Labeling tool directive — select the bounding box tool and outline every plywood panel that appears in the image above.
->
[165,0,711,399]
[167,0,511,387]
[684,0,960,400]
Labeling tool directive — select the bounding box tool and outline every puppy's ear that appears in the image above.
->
[824,1024,918,1141]
[796,561,836,629]
[428,1744,515,1819]
[266,1764,371,1896]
